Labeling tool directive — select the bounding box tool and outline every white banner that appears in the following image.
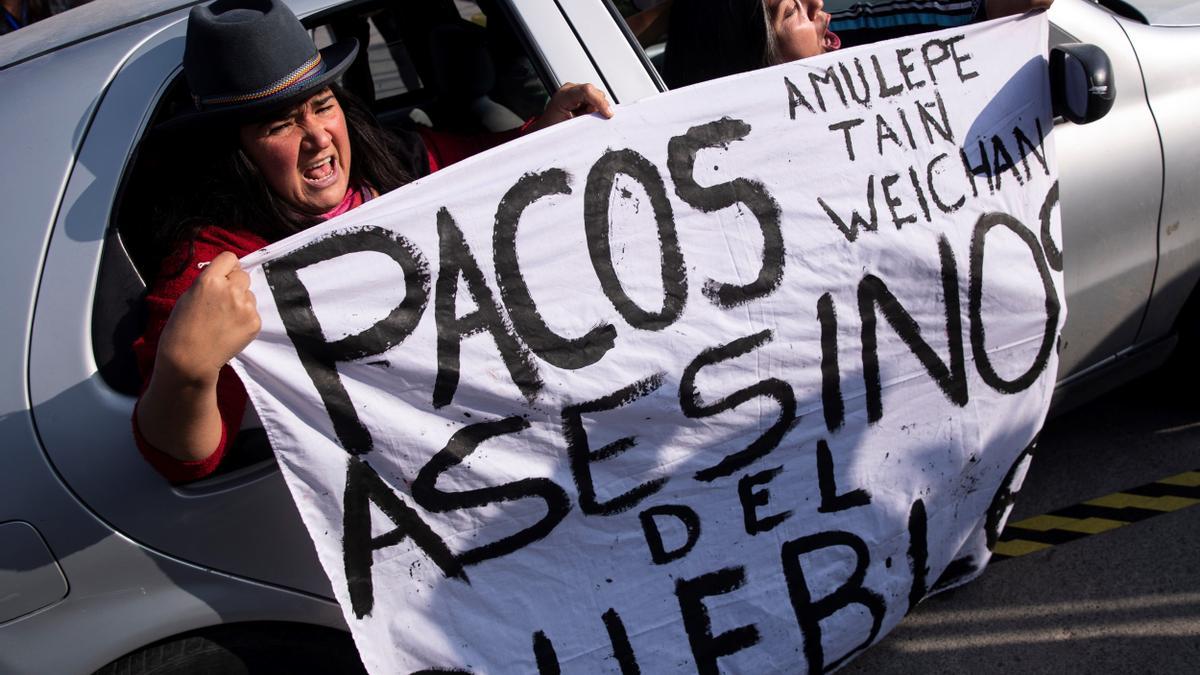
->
[233,14,1060,673]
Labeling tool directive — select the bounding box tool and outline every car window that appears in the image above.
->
[306,0,552,129]
[112,0,553,280]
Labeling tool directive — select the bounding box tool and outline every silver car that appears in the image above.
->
[0,0,1196,672]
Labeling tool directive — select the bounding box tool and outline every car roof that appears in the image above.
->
[0,0,201,70]
[0,0,342,71]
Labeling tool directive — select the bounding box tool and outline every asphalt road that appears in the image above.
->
[843,364,1200,673]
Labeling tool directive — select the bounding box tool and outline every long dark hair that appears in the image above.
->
[145,84,416,278]
[663,0,778,89]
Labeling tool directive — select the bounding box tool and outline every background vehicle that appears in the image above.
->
[0,0,1195,671]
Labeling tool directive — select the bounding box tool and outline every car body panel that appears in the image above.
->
[1044,0,1163,377]
[509,0,612,93]
[0,10,159,420]
[555,0,661,102]
[0,529,344,675]
[0,13,186,644]
[0,0,201,70]
[0,521,69,624]
[1122,20,1200,340]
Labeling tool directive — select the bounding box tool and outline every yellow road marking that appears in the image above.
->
[1158,471,1200,488]
[1085,493,1200,512]
[1008,514,1126,534]
[1061,517,1127,534]
[993,540,1051,557]
[995,471,1200,560]
[1006,514,1071,531]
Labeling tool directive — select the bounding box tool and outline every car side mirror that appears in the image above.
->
[1050,43,1115,125]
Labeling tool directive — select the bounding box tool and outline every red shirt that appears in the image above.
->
[133,224,276,482]
[134,125,529,483]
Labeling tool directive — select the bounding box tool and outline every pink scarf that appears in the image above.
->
[318,184,374,222]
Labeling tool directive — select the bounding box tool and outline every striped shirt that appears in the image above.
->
[831,0,985,49]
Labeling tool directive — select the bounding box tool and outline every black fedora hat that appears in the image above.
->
[162,0,358,129]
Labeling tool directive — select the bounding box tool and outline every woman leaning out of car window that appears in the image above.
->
[132,0,613,483]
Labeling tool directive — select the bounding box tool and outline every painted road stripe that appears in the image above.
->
[991,539,1050,557]
[1124,477,1200,496]
[993,468,1200,560]
[1158,471,1200,487]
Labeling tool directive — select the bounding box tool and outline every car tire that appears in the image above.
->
[94,623,367,675]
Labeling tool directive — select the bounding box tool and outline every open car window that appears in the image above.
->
[96,0,558,480]
[310,0,552,131]
[112,0,555,288]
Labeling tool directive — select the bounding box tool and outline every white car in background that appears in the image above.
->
[0,0,1195,671]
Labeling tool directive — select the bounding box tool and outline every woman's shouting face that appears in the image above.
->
[239,88,353,215]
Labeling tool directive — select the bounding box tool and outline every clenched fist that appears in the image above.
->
[138,251,262,463]
[158,251,261,386]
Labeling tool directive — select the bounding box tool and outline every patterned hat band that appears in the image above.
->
[194,53,327,110]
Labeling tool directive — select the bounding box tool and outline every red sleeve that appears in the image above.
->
[131,226,270,484]
[418,118,538,172]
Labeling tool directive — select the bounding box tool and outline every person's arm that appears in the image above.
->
[984,0,1053,19]
[136,251,261,464]
[829,2,966,50]
[625,0,673,47]
[420,82,614,171]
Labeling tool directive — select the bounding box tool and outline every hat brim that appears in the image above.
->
[156,38,360,133]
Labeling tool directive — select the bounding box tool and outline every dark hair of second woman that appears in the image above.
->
[663,0,779,89]
[148,84,415,278]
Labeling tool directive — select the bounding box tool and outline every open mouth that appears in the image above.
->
[824,27,842,52]
[302,156,337,187]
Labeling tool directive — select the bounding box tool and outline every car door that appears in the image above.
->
[1044,0,1163,381]
[1119,15,1200,348]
